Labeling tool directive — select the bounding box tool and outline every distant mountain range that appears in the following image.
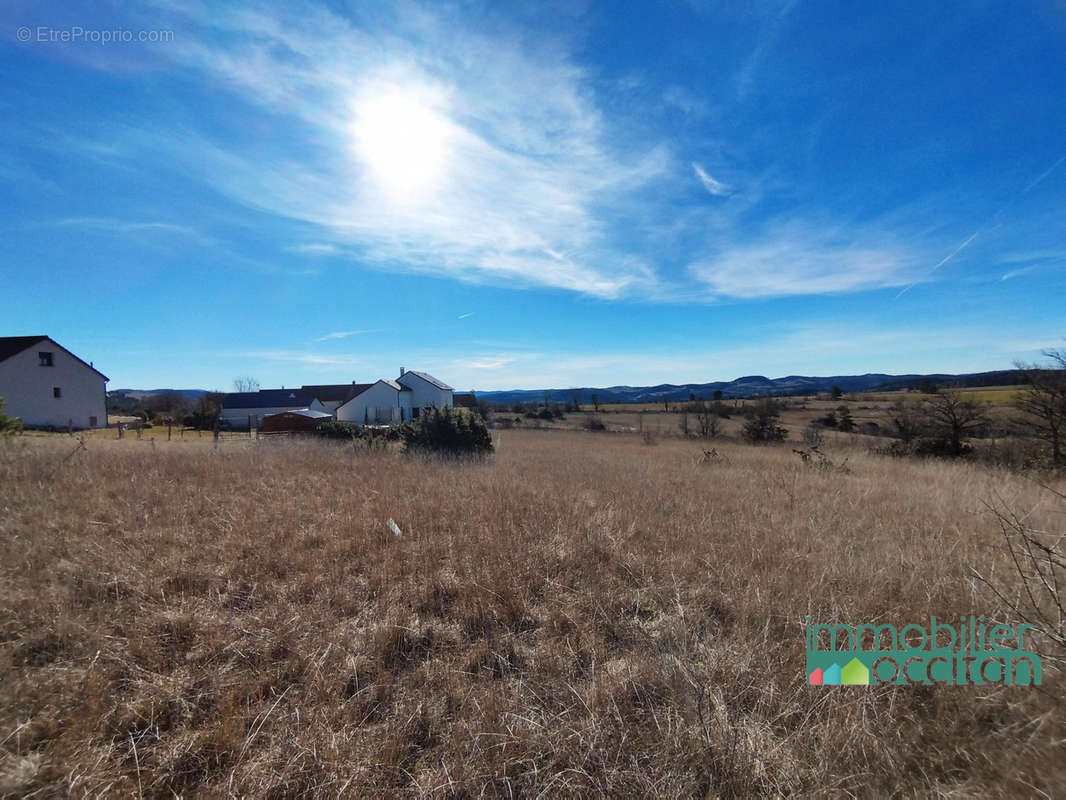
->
[109,389,208,400]
[472,369,1026,406]
[108,369,1026,407]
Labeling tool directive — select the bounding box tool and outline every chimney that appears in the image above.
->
[400,367,405,376]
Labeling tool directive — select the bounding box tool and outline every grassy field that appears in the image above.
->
[1,431,1063,796]
[851,387,1024,404]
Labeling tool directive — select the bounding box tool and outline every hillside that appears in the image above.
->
[473,369,1025,405]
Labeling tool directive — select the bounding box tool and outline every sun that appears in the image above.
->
[352,86,453,205]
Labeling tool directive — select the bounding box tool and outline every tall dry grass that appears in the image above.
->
[1,432,1063,797]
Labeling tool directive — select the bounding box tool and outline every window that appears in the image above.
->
[39,352,53,367]
[53,387,62,398]
[413,407,420,419]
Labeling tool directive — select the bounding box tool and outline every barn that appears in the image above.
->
[260,408,333,433]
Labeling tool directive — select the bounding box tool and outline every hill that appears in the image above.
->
[473,369,1024,405]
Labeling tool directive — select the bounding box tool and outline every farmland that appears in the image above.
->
[1,427,1063,797]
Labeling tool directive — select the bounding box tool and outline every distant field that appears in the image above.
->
[2,431,1063,796]
[852,386,1024,404]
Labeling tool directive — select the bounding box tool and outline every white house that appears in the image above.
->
[0,335,108,429]
[221,369,453,429]
[397,369,453,417]
[336,379,412,424]
[299,383,368,414]
[219,389,327,429]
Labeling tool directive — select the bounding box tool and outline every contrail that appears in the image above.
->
[895,230,979,299]
[1023,155,1065,194]
[895,154,1061,300]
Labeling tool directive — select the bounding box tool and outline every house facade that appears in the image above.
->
[0,335,108,429]
[299,383,369,414]
[336,379,412,424]
[397,369,453,417]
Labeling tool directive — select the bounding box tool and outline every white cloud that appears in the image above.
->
[316,330,386,341]
[289,243,339,255]
[147,4,666,299]
[54,217,203,239]
[462,356,518,370]
[692,163,731,196]
[243,350,365,367]
[688,227,920,298]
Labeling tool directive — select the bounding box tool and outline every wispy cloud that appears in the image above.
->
[462,355,518,370]
[735,0,799,99]
[457,312,475,319]
[692,163,731,196]
[662,86,708,117]
[289,243,339,256]
[1000,265,1041,281]
[688,225,920,299]
[316,329,387,341]
[54,216,203,238]
[139,4,667,299]
[243,350,365,367]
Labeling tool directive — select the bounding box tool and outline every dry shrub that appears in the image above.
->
[0,432,1064,796]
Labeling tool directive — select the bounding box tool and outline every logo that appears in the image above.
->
[805,616,1041,686]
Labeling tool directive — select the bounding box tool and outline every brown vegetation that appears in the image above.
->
[1,432,1064,796]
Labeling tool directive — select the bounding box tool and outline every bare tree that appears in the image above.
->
[886,398,923,443]
[233,376,260,393]
[695,401,721,438]
[923,390,988,456]
[1015,350,1066,466]
[591,393,600,412]
[569,388,582,412]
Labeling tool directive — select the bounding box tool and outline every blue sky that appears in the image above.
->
[2,1,1064,391]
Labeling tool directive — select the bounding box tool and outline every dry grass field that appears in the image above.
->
[2,431,1064,796]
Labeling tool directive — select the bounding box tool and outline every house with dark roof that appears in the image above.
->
[219,389,327,429]
[221,369,454,428]
[0,335,108,429]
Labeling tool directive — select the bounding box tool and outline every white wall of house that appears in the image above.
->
[336,380,412,424]
[220,399,326,429]
[398,372,453,413]
[0,339,107,428]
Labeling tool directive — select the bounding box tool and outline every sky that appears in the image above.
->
[2,1,1064,391]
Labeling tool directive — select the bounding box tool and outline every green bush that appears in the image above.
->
[401,408,493,457]
[317,420,362,439]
